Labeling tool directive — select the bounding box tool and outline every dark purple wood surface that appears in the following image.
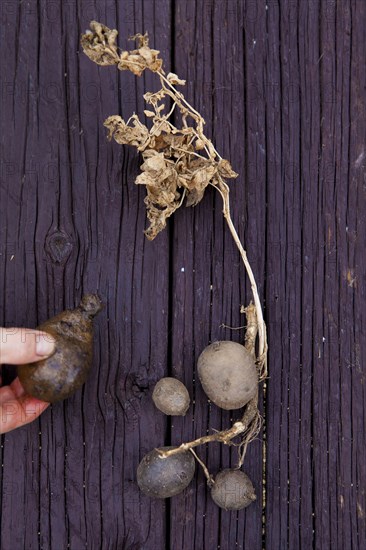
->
[1,1,365,549]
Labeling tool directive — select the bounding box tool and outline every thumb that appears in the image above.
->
[0,328,56,365]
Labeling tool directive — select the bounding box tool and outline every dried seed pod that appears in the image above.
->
[152,377,190,416]
[137,446,195,499]
[197,341,258,410]
[17,294,103,403]
[210,469,256,510]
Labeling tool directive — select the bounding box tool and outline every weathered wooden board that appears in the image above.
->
[0,1,365,549]
[1,1,172,549]
[170,2,265,549]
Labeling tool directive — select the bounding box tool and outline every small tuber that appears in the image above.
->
[210,469,256,510]
[152,377,190,416]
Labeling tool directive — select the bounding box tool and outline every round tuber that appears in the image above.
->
[152,377,190,416]
[210,469,256,510]
[197,341,258,410]
[137,446,195,499]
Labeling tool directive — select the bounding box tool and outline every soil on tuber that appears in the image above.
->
[17,294,102,402]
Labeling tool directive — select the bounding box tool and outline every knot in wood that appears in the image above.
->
[45,230,74,265]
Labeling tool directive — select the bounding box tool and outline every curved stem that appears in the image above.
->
[158,66,267,367]
[189,449,214,486]
[158,72,203,120]
[158,399,259,459]
[214,178,267,372]
[158,71,222,161]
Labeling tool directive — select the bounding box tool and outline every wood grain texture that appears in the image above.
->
[263,1,366,549]
[170,2,265,549]
[1,1,172,549]
[0,1,365,549]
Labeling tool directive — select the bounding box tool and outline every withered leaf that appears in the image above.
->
[129,33,150,48]
[167,72,186,86]
[139,152,167,175]
[81,21,119,66]
[82,23,163,77]
[104,115,150,150]
[118,45,163,76]
[195,138,205,150]
[218,159,238,179]
[144,202,179,240]
[118,54,146,76]
[151,120,172,136]
[83,23,240,241]
[189,165,217,191]
[144,90,166,105]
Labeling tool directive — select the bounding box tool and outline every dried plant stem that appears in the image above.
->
[158,72,206,128]
[189,449,214,487]
[158,398,260,462]
[215,178,268,376]
[157,66,268,373]
[243,302,259,356]
[158,400,259,459]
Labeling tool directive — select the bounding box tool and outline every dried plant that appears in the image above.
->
[81,22,268,497]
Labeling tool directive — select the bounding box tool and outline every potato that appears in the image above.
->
[137,446,195,498]
[152,377,190,416]
[17,294,102,402]
[210,469,256,510]
[197,341,257,410]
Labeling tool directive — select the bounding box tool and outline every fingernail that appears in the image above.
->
[36,334,56,357]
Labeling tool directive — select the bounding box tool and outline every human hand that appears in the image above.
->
[0,328,55,434]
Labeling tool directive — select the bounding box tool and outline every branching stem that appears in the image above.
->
[81,22,267,471]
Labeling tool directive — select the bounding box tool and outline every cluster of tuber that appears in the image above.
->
[81,22,268,512]
[139,323,260,509]
[17,295,102,403]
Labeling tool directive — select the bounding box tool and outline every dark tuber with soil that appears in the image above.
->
[17,294,102,402]
[137,446,196,499]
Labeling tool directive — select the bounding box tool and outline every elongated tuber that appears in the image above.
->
[17,294,102,402]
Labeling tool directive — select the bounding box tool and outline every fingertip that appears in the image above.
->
[34,331,56,358]
[0,328,55,364]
